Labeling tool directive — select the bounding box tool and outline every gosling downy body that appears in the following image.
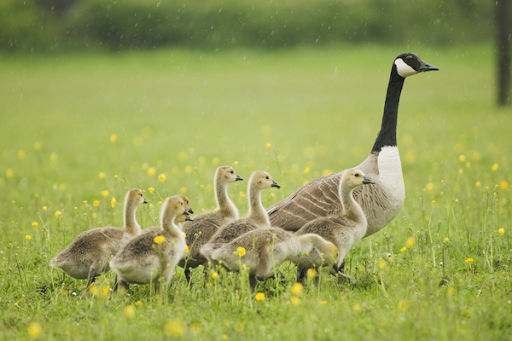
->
[268,53,439,237]
[178,166,243,281]
[210,227,338,290]
[201,170,280,266]
[110,196,191,291]
[50,189,147,288]
[296,169,374,281]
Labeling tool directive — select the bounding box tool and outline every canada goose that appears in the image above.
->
[295,169,374,282]
[201,171,280,265]
[110,196,191,292]
[175,195,194,224]
[210,227,339,291]
[268,53,438,237]
[178,166,243,282]
[50,189,147,288]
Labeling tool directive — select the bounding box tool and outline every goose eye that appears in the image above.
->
[230,171,234,174]
[140,193,143,196]
[266,176,269,180]
[406,55,412,60]
[355,174,360,177]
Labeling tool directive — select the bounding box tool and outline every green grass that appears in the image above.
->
[0,44,511,341]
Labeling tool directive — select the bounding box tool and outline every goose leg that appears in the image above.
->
[296,267,308,283]
[85,267,97,290]
[256,271,285,282]
[118,279,129,294]
[249,275,257,292]
[184,268,192,284]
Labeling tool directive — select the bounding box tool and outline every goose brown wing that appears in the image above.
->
[267,171,345,231]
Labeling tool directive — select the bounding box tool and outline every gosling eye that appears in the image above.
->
[230,170,234,174]
[140,193,143,196]
[355,173,360,177]
[265,176,269,180]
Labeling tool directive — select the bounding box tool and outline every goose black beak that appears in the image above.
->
[143,199,148,204]
[418,59,439,72]
[236,174,243,181]
[362,176,375,185]
[188,208,194,214]
[185,216,193,222]
[271,180,281,189]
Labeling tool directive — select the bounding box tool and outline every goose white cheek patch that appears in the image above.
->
[394,58,417,78]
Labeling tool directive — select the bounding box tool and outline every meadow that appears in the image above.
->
[0,44,511,340]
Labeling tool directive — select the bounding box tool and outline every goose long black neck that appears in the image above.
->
[371,69,405,154]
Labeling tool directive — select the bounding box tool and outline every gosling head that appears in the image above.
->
[162,196,193,225]
[321,242,340,267]
[216,166,243,184]
[178,195,194,214]
[249,170,280,190]
[393,53,439,78]
[343,169,375,189]
[125,188,148,206]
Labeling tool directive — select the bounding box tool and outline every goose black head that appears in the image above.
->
[394,53,439,78]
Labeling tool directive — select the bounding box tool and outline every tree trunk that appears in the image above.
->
[496,0,511,106]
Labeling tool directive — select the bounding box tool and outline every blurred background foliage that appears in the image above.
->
[0,0,495,53]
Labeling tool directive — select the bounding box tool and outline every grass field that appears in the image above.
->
[1,44,511,340]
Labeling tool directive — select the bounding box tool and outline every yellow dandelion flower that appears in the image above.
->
[6,168,13,179]
[239,191,245,198]
[93,200,99,206]
[400,247,406,252]
[476,181,481,187]
[111,197,116,208]
[266,143,271,148]
[31,222,38,227]
[158,201,162,205]
[42,206,47,211]
[158,174,166,182]
[397,300,409,311]
[148,187,155,194]
[146,167,156,176]
[101,190,109,198]
[99,172,105,179]
[425,182,433,191]
[221,334,228,340]
[83,200,87,204]
[182,232,186,238]
[134,301,142,306]
[18,149,25,160]
[466,162,471,168]
[211,272,219,279]
[185,245,190,253]
[447,286,455,295]
[458,169,463,174]
[291,283,303,295]
[492,163,499,171]
[306,268,317,279]
[89,284,99,296]
[50,152,58,163]
[500,181,509,190]
[91,213,97,218]
[498,228,505,235]
[233,247,246,257]
[180,187,188,194]
[178,151,188,161]
[444,237,449,242]
[34,142,42,150]
[110,134,117,142]
[303,167,310,174]
[100,286,110,298]
[388,257,393,261]
[305,252,309,256]
[234,161,239,166]
[154,236,165,244]
[406,237,415,248]
[319,300,328,305]
[378,260,386,269]
[28,322,42,340]
[25,235,32,241]
[255,292,265,301]
[291,296,301,306]
[55,211,62,217]
[465,258,474,264]
[185,165,193,174]
[432,200,435,204]
[212,157,220,166]
[124,305,135,318]
[114,175,118,179]
[353,304,362,313]
[322,170,333,176]
[458,154,466,162]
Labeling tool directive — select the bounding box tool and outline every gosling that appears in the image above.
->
[50,188,147,288]
[295,168,374,282]
[110,195,191,292]
[200,170,280,266]
[178,166,243,282]
[210,227,339,291]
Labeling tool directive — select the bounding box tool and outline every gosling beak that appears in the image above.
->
[236,174,243,181]
[185,216,193,222]
[362,176,375,185]
[271,180,281,189]
[418,59,439,72]
[332,263,339,273]
[188,208,194,214]
[143,199,148,204]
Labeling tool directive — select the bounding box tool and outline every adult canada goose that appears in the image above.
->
[178,166,243,282]
[295,169,374,281]
[50,189,147,288]
[201,171,280,265]
[209,227,339,291]
[268,53,439,237]
[110,196,191,292]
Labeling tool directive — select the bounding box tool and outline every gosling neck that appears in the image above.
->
[123,200,141,235]
[339,180,366,225]
[161,212,181,235]
[246,182,270,227]
[215,178,238,220]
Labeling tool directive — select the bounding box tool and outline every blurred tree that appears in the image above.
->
[37,0,80,15]
[496,0,511,106]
